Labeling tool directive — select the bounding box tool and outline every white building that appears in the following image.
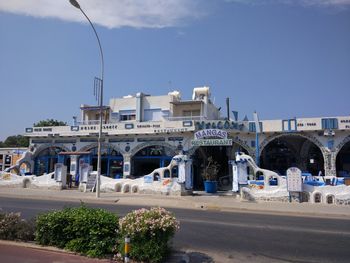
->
[20,87,350,191]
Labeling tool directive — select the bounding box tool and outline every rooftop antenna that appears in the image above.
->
[94,77,102,104]
[226,97,230,120]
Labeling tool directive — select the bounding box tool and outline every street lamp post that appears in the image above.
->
[69,0,104,198]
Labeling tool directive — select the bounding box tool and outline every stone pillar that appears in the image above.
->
[70,155,78,177]
[123,154,131,178]
[324,151,336,177]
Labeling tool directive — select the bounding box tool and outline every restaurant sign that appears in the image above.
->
[191,139,232,146]
[194,129,228,140]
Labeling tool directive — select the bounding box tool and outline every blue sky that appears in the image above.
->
[0,0,349,141]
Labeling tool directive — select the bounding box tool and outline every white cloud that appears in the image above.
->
[226,0,350,7]
[0,0,203,29]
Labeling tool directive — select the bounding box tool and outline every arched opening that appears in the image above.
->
[132,146,174,178]
[314,193,322,203]
[153,172,160,181]
[20,162,31,175]
[326,195,335,204]
[115,183,122,192]
[260,136,324,176]
[87,146,123,178]
[336,141,350,177]
[34,146,66,175]
[131,185,139,193]
[301,192,310,203]
[171,165,178,178]
[164,169,170,178]
[191,144,249,191]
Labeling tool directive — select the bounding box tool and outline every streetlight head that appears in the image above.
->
[69,0,81,9]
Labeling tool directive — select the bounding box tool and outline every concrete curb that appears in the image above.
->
[0,239,80,255]
[0,240,192,263]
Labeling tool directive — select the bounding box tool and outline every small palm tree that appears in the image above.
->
[202,156,220,181]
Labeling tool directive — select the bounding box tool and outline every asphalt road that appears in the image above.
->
[1,197,350,263]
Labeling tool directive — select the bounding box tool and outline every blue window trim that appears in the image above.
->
[282,119,297,132]
[249,122,263,133]
[322,118,338,130]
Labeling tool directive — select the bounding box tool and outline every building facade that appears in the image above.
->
[21,87,350,190]
[0,148,28,172]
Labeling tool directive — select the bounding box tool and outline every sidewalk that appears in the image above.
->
[0,187,349,219]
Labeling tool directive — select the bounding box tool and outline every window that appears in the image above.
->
[322,118,338,129]
[183,110,200,117]
[119,110,136,121]
[144,109,162,121]
[251,141,256,148]
[249,122,263,132]
[121,114,136,121]
[282,119,297,132]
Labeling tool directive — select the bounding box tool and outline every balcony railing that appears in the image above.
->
[76,120,118,125]
[77,116,208,125]
[165,116,207,122]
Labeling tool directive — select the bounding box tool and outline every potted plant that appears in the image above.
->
[202,156,220,193]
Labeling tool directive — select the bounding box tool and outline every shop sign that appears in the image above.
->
[286,167,302,192]
[191,139,232,146]
[86,173,97,192]
[153,128,189,133]
[195,121,242,130]
[194,129,228,139]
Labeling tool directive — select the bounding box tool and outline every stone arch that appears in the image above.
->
[334,135,350,177]
[259,133,327,156]
[130,142,176,178]
[79,142,124,178]
[260,133,326,175]
[32,144,70,158]
[129,142,176,157]
[79,142,124,154]
[32,144,70,175]
[334,135,350,158]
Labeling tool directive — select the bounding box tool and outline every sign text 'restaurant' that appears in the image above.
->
[191,139,232,146]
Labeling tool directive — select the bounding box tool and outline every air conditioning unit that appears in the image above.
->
[323,130,335,136]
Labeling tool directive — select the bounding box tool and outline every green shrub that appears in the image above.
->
[117,207,180,263]
[0,212,35,241]
[35,205,119,257]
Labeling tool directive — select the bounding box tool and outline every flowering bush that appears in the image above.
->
[0,212,35,241]
[117,207,180,263]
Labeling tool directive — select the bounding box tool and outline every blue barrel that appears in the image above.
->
[204,181,217,193]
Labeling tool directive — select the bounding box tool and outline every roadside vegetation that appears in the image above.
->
[0,205,180,262]
[0,211,35,241]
